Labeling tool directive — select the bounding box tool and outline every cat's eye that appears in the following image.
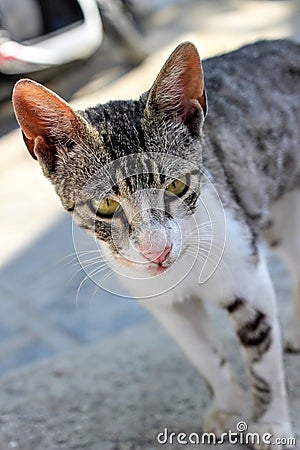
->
[165,176,188,198]
[90,197,120,217]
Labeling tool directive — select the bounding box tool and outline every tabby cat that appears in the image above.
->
[13,39,300,448]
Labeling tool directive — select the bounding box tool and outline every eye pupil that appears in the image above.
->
[90,197,120,217]
[166,176,188,198]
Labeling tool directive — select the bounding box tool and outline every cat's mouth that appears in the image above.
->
[110,238,175,276]
[139,243,173,274]
[114,251,173,276]
[138,262,170,277]
[156,263,168,272]
[149,261,169,274]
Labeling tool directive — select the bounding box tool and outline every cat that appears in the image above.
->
[12,39,300,449]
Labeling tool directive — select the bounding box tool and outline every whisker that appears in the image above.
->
[186,242,224,256]
[74,255,105,267]
[74,258,110,302]
[184,241,232,290]
[71,258,107,280]
[185,247,223,263]
[195,219,218,228]
[77,262,108,276]
[59,249,104,266]
[75,273,90,308]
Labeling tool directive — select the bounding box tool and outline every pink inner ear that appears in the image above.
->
[146,42,206,122]
[12,79,76,141]
[181,50,204,100]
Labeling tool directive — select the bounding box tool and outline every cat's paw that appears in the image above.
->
[284,333,300,353]
[203,408,243,437]
[247,421,295,450]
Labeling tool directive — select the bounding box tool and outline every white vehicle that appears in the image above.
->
[0,0,103,74]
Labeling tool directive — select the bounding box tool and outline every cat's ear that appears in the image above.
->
[12,79,85,172]
[145,42,207,135]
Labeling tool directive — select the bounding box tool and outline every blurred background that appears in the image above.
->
[0,0,300,410]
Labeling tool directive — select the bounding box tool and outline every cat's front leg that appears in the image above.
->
[226,259,294,449]
[143,296,246,436]
[284,279,300,353]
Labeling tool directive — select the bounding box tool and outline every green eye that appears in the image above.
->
[166,176,188,197]
[90,197,120,217]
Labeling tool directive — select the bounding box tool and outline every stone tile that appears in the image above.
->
[1,215,74,288]
[40,286,151,344]
[0,339,55,377]
[0,322,17,341]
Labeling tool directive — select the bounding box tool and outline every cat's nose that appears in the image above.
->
[138,229,172,264]
[141,246,172,264]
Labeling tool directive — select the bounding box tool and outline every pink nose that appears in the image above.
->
[142,246,171,264]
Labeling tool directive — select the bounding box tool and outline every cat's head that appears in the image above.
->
[12,42,207,277]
